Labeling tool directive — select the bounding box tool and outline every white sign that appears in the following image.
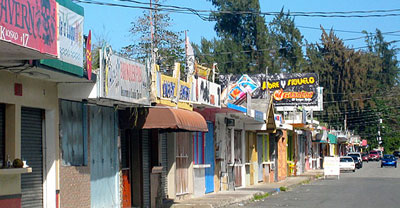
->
[192,77,221,108]
[99,46,150,105]
[323,156,340,179]
[58,3,84,67]
[276,87,324,112]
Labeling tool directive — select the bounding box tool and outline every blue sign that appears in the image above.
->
[255,110,264,123]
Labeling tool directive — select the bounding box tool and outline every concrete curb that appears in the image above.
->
[170,174,323,208]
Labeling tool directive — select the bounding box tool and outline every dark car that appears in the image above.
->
[348,154,362,169]
[369,151,380,161]
[361,152,369,163]
[381,154,397,168]
[393,151,400,158]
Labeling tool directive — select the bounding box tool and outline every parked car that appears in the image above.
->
[381,154,397,168]
[376,150,383,159]
[347,152,363,168]
[369,151,380,161]
[361,152,369,163]
[393,150,400,158]
[340,156,356,172]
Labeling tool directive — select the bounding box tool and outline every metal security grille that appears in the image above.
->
[160,133,168,199]
[142,130,151,207]
[21,107,43,208]
[0,104,4,166]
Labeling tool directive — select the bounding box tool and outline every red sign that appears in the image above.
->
[86,30,92,80]
[14,83,22,96]
[0,0,57,56]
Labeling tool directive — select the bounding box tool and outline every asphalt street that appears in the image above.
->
[235,159,400,208]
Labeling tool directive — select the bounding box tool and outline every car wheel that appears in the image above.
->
[381,164,383,168]
[353,169,355,172]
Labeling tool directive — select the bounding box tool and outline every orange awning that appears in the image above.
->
[143,108,208,132]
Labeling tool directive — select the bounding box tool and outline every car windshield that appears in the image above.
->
[348,154,359,157]
[383,155,394,159]
[340,158,353,162]
[370,152,378,154]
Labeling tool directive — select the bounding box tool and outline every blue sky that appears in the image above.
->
[79,0,400,53]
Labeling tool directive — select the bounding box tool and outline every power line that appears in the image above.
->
[74,0,400,19]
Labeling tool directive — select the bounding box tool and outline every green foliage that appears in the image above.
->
[269,9,305,73]
[303,27,399,151]
[207,0,273,74]
[253,192,269,201]
[121,0,184,69]
[279,186,288,191]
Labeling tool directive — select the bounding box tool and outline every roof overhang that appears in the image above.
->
[0,41,57,61]
[143,107,208,132]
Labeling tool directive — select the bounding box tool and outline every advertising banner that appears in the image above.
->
[219,74,268,100]
[193,77,221,108]
[157,73,192,110]
[323,156,340,178]
[99,46,149,105]
[58,1,84,67]
[268,73,319,107]
[0,0,58,56]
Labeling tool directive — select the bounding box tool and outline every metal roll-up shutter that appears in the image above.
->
[0,104,5,166]
[21,107,43,208]
[160,133,168,198]
[142,130,150,207]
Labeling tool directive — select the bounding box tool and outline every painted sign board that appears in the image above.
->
[0,0,58,56]
[323,156,340,179]
[193,77,221,108]
[157,73,192,110]
[40,0,84,76]
[99,46,150,105]
[220,74,322,111]
[268,73,319,107]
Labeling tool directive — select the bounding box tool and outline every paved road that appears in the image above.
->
[235,159,400,208]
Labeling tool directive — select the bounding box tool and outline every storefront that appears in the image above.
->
[0,0,60,206]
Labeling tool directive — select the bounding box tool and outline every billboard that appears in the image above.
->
[58,0,84,67]
[219,74,268,100]
[192,77,221,108]
[0,0,58,56]
[99,46,150,105]
[268,73,319,107]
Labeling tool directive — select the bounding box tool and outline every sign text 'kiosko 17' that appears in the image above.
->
[268,73,319,106]
[0,0,57,56]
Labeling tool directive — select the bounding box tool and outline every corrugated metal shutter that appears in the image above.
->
[160,133,168,199]
[0,104,4,166]
[142,130,150,207]
[21,107,43,208]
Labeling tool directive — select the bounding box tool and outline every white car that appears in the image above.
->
[340,156,356,172]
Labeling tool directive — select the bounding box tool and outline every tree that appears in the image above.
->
[121,0,184,70]
[269,9,305,73]
[304,27,400,150]
[208,0,273,74]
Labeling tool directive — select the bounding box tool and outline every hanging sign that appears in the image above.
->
[0,0,58,56]
[99,46,149,105]
[193,77,221,108]
[268,73,319,107]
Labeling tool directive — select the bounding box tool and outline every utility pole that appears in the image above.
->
[378,118,382,148]
[265,67,270,114]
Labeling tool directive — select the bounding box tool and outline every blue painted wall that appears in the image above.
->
[205,122,215,193]
[89,106,119,208]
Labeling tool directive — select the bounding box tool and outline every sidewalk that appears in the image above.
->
[169,169,323,208]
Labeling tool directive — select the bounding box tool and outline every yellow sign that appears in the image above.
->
[157,73,192,111]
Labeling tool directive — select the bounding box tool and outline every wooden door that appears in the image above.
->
[176,132,190,195]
